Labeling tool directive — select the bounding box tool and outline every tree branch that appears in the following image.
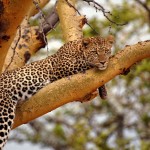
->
[41,2,59,34]
[13,40,150,129]
[0,0,37,73]
[2,19,45,72]
[29,0,49,17]
[2,1,58,72]
[56,0,84,42]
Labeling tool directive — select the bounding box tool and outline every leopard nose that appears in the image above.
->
[98,61,108,70]
[100,61,105,65]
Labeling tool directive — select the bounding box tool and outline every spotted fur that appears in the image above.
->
[0,35,114,149]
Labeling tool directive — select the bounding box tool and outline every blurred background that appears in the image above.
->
[5,0,150,150]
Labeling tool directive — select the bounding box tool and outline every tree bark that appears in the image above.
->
[56,0,84,41]
[0,0,36,72]
[1,0,49,72]
[13,40,150,128]
[2,21,45,72]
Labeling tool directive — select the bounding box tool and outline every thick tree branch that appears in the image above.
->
[2,1,58,72]
[2,20,45,72]
[0,0,36,73]
[13,40,150,129]
[56,0,84,42]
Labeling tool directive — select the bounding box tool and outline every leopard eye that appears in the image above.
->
[90,49,97,53]
[90,50,95,52]
[106,50,111,54]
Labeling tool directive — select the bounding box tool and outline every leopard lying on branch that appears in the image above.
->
[0,35,114,149]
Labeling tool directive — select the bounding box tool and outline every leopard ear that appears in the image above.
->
[82,38,90,48]
[106,35,115,44]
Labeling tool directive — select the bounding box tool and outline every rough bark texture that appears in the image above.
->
[0,0,34,72]
[56,0,84,42]
[2,21,45,72]
[1,0,49,72]
[13,40,150,128]
[0,0,48,72]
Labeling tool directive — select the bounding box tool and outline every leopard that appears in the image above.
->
[0,35,114,149]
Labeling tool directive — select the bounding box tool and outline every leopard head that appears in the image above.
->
[82,35,114,70]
